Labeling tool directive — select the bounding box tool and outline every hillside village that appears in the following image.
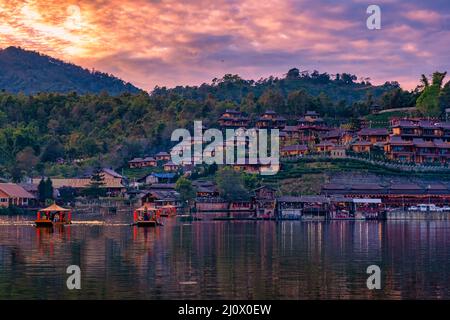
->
[0,47,449,219]
[3,106,450,220]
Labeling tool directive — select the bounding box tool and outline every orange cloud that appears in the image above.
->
[0,0,448,91]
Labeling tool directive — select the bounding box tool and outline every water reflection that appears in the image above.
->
[0,218,449,299]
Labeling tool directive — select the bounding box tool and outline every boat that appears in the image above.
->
[35,204,72,227]
[133,206,163,227]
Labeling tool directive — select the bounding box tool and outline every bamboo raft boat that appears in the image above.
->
[35,204,72,227]
[132,206,163,227]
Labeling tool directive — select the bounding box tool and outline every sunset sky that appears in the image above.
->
[0,0,449,91]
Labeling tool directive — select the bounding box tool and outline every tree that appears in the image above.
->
[41,139,64,162]
[38,178,46,202]
[44,178,54,202]
[258,89,285,113]
[240,92,257,115]
[340,73,357,84]
[38,177,54,203]
[85,167,106,198]
[418,74,429,91]
[416,71,447,116]
[207,162,218,175]
[287,89,310,114]
[0,68,423,181]
[215,167,250,207]
[286,68,300,80]
[16,146,39,173]
[243,173,260,190]
[440,81,450,112]
[175,177,196,210]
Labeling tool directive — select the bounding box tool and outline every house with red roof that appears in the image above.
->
[0,183,36,207]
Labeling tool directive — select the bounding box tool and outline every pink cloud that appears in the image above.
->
[0,0,448,91]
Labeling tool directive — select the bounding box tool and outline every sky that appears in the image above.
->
[0,0,449,91]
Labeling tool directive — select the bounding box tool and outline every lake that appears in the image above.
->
[0,214,449,299]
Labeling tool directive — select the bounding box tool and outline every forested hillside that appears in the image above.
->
[0,49,425,181]
[0,47,141,95]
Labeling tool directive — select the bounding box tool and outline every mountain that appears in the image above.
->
[0,46,141,95]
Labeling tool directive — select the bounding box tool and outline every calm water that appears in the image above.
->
[0,214,449,299]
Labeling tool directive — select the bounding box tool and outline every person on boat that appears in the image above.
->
[143,211,149,221]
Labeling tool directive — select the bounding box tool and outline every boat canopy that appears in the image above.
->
[40,204,71,212]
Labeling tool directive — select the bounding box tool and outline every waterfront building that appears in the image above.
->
[276,195,330,220]
[0,183,36,207]
[31,168,126,197]
[138,184,180,208]
[253,185,277,218]
[322,182,450,207]
[194,181,219,198]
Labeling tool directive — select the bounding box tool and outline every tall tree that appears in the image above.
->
[44,178,54,202]
[287,89,310,114]
[38,177,54,203]
[416,72,447,116]
[215,167,249,206]
[85,167,106,198]
[258,89,285,113]
[175,177,196,208]
[38,178,46,203]
[439,81,450,113]
[286,68,300,80]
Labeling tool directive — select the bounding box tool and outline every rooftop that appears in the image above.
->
[0,183,35,199]
[358,128,389,136]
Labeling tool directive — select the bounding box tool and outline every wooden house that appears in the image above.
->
[128,157,157,168]
[280,144,308,157]
[0,183,36,207]
[155,152,171,161]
